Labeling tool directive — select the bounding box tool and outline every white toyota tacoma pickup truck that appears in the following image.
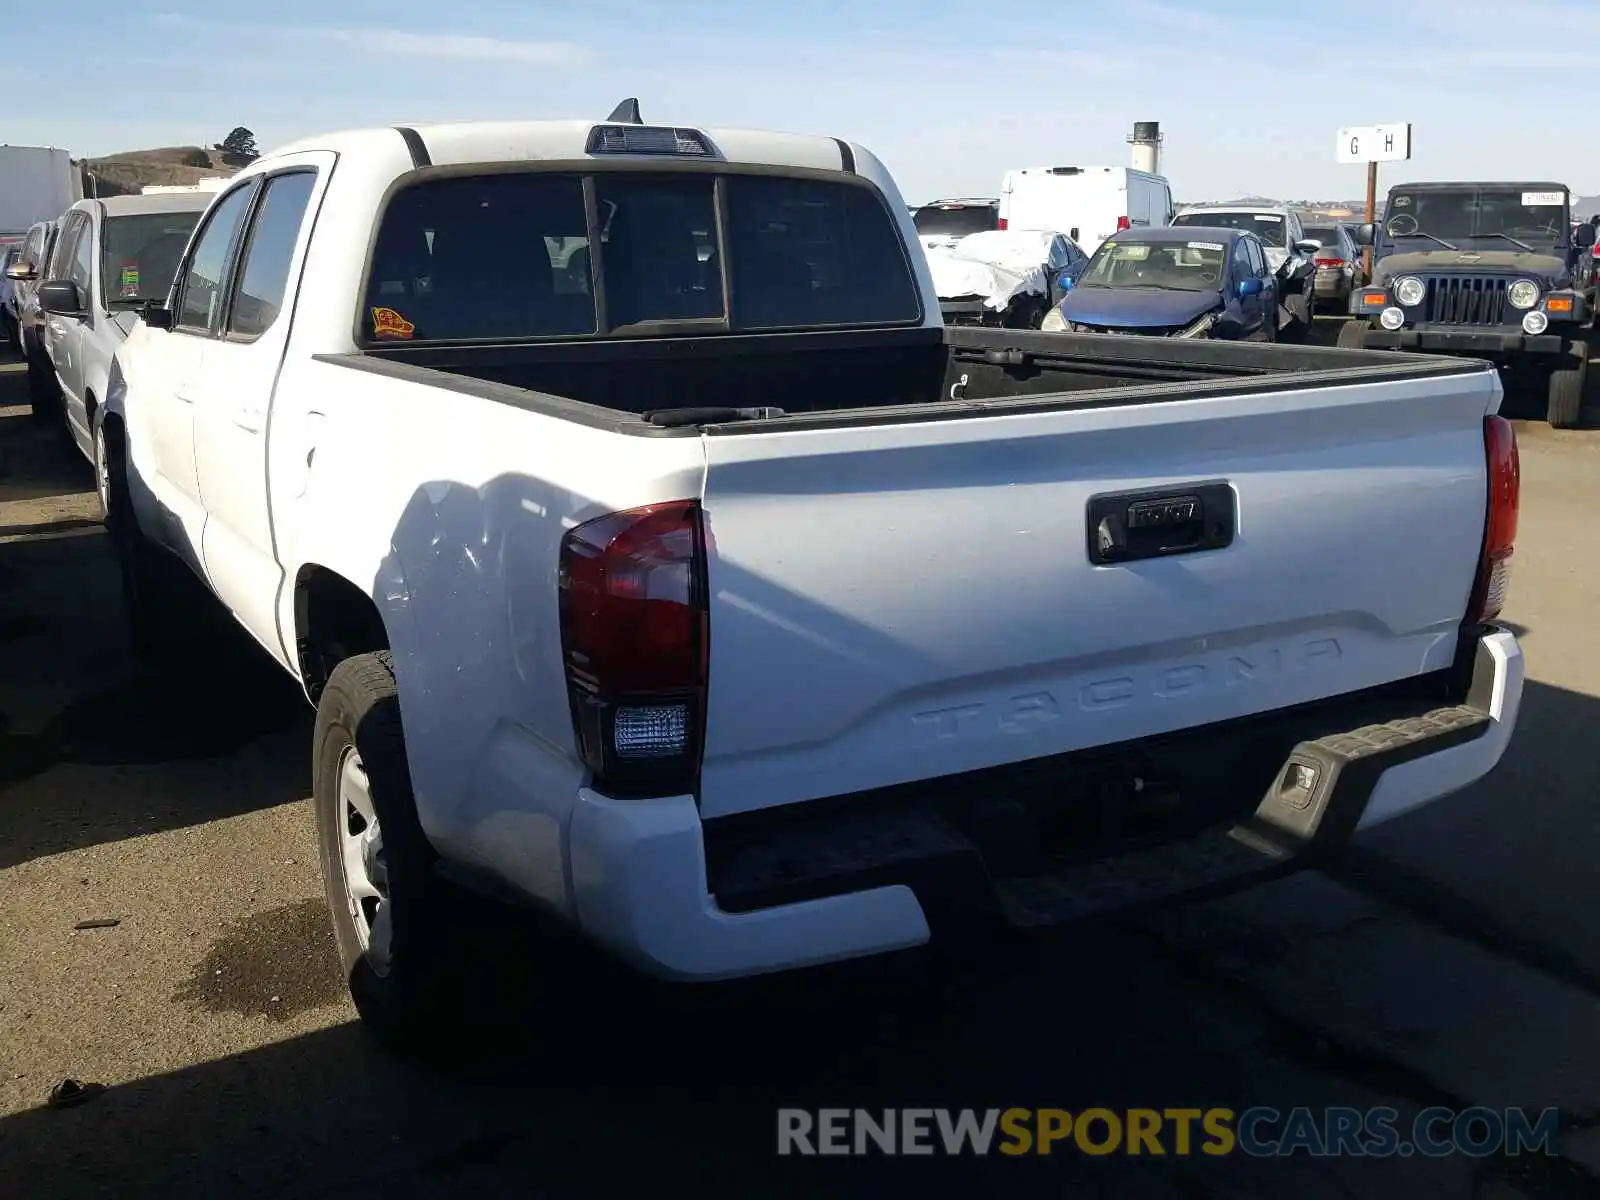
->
[103,101,1525,1049]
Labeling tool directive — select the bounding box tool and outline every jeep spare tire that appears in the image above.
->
[1547,340,1588,429]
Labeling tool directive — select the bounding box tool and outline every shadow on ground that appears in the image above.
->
[0,359,310,868]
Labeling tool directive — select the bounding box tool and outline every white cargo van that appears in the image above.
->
[999,166,1173,256]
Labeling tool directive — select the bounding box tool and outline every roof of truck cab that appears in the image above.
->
[1388,181,1567,192]
[64,192,215,219]
[263,120,860,174]
[1104,225,1244,244]
[1176,203,1291,215]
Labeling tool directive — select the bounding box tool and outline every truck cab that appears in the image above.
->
[1342,181,1596,427]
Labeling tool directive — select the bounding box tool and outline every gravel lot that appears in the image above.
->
[2,330,1598,1198]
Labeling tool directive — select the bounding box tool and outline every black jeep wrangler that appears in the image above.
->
[1339,181,1597,427]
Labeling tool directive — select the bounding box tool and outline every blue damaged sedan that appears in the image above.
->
[1040,225,1280,340]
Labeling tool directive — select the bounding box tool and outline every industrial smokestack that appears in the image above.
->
[1128,120,1163,175]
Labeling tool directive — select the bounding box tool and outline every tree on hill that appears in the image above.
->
[181,148,212,168]
[214,127,259,161]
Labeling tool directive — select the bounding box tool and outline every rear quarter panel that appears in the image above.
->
[273,357,705,899]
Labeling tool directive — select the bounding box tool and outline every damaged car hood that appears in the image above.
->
[1058,287,1220,330]
[926,246,1047,311]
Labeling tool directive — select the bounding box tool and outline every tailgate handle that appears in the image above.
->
[1087,482,1235,565]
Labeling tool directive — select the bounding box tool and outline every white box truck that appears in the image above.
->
[0,145,80,239]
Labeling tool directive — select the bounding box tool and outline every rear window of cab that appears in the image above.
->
[360,170,924,344]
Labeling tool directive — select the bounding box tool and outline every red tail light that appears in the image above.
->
[1465,416,1519,625]
[997,217,1008,229]
[1314,257,1345,267]
[558,500,708,794]
[1116,215,1131,231]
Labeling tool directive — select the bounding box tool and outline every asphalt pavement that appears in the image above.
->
[2,327,1599,1199]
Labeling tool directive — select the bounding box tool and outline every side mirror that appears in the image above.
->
[1577,224,1596,249]
[1353,222,1376,247]
[1292,239,1320,256]
[5,261,35,282]
[143,301,174,331]
[1237,277,1264,297]
[38,279,85,317]
[1069,227,1080,242]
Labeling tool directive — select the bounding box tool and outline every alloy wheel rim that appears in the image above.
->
[336,746,393,975]
[94,430,110,514]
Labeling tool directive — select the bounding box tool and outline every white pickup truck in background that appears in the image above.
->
[103,102,1525,1052]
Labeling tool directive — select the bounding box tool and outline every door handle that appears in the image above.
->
[232,400,266,432]
[1087,482,1236,565]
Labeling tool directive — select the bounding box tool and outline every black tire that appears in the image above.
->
[1547,340,1587,429]
[313,651,476,1055]
[1337,318,1368,349]
[26,350,61,424]
[1285,290,1313,342]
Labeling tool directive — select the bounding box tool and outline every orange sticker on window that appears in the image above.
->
[371,306,415,340]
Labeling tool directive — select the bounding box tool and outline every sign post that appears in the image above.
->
[1336,122,1412,280]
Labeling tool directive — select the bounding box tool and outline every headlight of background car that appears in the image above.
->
[1394,276,1425,307]
[1507,280,1540,310]
[1040,308,1067,333]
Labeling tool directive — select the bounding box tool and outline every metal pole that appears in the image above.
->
[1362,160,1377,281]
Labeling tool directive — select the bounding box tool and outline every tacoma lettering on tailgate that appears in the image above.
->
[911,637,1343,739]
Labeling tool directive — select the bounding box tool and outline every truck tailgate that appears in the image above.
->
[695,371,1497,819]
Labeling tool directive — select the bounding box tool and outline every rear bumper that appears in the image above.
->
[1313,272,1350,298]
[1357,327,1570,355]
[563,627,1522,981]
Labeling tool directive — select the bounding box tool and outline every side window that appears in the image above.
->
[20,228,42,270]
[174,184,255,333]
[1247,238,1267,277]
[42,227,63,278]
[52,216,86,281]
[227,171,318,341]
[70,217,95,297]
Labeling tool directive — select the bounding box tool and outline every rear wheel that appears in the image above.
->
[1547,340,1588,429]
[313,651,486,1056]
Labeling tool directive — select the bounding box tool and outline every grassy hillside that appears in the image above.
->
[79,146,241,198]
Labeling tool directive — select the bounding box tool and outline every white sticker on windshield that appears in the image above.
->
[1522,191,1564,206]
[1187,241,1225,251]
[1257,214,1283,222]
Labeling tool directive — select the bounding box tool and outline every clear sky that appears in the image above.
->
[7,0,1596,204]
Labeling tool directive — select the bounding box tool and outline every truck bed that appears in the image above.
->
[317,325,1489,434]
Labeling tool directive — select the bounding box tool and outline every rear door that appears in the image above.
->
[695,373,1496,818]
[192,160,329,663]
